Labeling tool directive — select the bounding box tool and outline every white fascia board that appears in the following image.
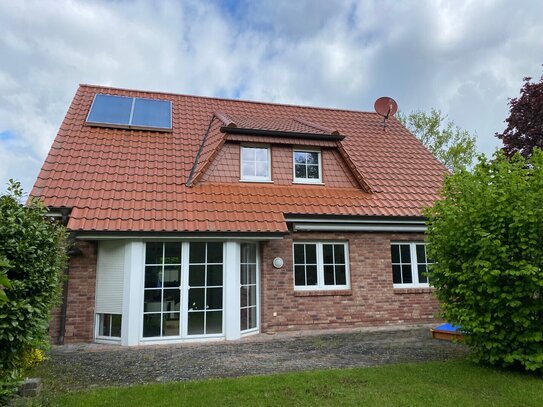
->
[75,234,284,241]
[285,216,426,225]
[292,224,427,232]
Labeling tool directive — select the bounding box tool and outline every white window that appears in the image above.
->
[97,313,122,338]
[241,146,271,181]
[293,150,322,183]
[293,242,349,290]
[391,242,432,288]
[240,243,258,333]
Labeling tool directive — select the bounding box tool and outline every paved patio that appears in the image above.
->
[43,326,467,391]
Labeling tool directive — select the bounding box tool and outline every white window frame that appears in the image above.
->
[292,149,323,184]
[240,242,260,335]
[95,313,122,343]
[391,242,431,288]
[292,241,350,291]
[240,145,272,182]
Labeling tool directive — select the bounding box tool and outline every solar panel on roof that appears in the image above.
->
[86,94,133,126]
[86,94,172,131]
[131,98,172,129]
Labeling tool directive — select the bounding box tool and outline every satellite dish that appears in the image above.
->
[374,97,398,130]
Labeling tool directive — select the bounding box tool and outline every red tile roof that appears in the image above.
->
[32,85,447,233]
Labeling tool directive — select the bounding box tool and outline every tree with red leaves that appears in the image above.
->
[496,74,543,158]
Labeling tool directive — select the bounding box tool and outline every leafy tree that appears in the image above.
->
[425,150,543,371]
[399,109,477,172]
[0,257,11,302]
[496,74,543,158]
[0,180,68,401]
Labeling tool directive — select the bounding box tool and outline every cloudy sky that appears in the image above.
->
[1,0,542,193]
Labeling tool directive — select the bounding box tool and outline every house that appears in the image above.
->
[32,85,447,346]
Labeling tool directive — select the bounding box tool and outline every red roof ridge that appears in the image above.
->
[214,110,237,128]
[78,84,381,116]
[293,117,339,135]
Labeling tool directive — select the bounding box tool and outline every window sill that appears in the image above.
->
[239,179,274,183]
[393,287,434,294]
[292,180,325,185]
[294,290,352,297]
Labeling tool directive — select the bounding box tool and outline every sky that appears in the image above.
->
[1,0,542,194]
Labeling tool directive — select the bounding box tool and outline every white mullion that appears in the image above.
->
[181,242,190,337]
[203,243,208,335]
[411,243,419,286]
[317,243,324,289]
[332,244,337,286]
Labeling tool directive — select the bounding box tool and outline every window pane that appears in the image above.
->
[247,264,257,284]
[416,244,427,264]
[145,266,162,288]
[207,288,223,310]
[207,242,223,263]
[162,313,180,336]
[111,315,122,337]
[248,307,257,329]
[144,290,162,312]
[189,242,206,263]
[324,265,335,285]
[307,165,319,179]
[188,288,205,310]
[307,152,319,164]
[334,245,345,264]
[391,244,400,264]
[323,244,334,264]
[240,286,248,307]
[306,265,318,285]
[295,164,306,178]
[188,265,205,287]
[418,264,428,283]
[187,312,204,335]
[255,161,269,177]
[146,242,163,264]
[206,311,223,334]
[294,152,306,164]
[99,314,110,336]
[240,264,248,285]
[293,245,305,264]
[400,245,411,263]
[242,162,255,177]
[240,308,248,331]
[164,242,181,264]
[254,148,268,161]
[335,265,346,285]
[163,266,180,287]
[163,289,180,312]
[207,264,223,286]
[402,265,413,284]
[294,266,306,286]
[392,265,402,284]
[241,147,255,161]
[248,285,257,307]
[305,244,317,264]
[143,314,161,337]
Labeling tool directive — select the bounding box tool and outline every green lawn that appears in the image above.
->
[13,359,543,407]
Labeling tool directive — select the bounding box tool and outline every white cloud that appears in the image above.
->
[0,0,542,192]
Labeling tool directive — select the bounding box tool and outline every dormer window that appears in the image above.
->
[240,145,271,182]
[293,149,322,184]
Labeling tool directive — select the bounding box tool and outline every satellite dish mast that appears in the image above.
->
[374,97,398,131]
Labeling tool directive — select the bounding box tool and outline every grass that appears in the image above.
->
[12,359,543,407]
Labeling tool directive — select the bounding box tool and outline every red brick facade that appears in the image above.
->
[260,231,439,332]
[50,233,438,344]
[49,240,97,344]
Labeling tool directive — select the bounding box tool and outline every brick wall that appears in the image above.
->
[260,231,440,332]
[49,240,97,344]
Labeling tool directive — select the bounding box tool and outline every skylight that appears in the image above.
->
[86,94,172,131]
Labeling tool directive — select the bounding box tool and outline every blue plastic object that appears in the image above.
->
[434,323,461,332]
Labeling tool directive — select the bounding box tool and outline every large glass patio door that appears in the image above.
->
[240,243,258,333]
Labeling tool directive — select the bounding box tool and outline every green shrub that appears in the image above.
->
[425,150,543,371]
[0,180,68,401]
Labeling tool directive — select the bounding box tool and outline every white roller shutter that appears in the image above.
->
[95,241,125,314]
